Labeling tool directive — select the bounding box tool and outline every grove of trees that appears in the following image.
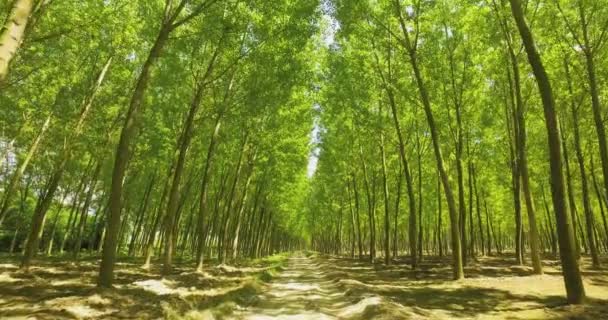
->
[308,0,608,305]
[1,0,607,307]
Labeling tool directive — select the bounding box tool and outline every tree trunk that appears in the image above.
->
[456,116,467,266]
[45,188,70,256]
[591,155,608,251]
[541,185,558,256]
[72,161,102,258]
[359,145,375,262]
[472,165,484,256]
[128,174,155,256]
[380,127,390,265]
[9,226,20,253]
[21,172,62,269]
[393,0,463,279]
[0,0,35,81]
[89,199,108,253]
[347,181,357,258]
[510,49,542,274]
[417,140,423,261]
[230,153,257,260]
[195,115,222,270]
[143,159,174,268]
[509,0,585,303]
[483,189,492,255]
[59,161,93,253]
[352,174,363,259]
[219,136,248,264]
[561,125,581,258]
[468,157,475,259]
[162,75,216,272]
[437,172,443,257]
[565,59,601,267]
[98,20,173,287]
[374,45,417,268]
[393,164,402,258]
[0,114,51,225]
[505,65,524,265]
[96,0,235,273]
[579,11,608,253]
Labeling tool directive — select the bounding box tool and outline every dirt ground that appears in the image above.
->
[0,254,285,319]
[1,253,607,319]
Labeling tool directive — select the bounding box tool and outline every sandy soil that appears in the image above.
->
[1,253,607,319]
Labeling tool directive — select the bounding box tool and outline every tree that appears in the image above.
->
[392,0,464,280]
[508,0,585,304]
[98,0,218,287]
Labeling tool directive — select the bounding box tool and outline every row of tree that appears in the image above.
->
[308,0,608,305]
[0,0,316,287]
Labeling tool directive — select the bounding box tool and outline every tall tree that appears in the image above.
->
[508,0,585,304]
[98,0,218,287]
[392,0,463,279]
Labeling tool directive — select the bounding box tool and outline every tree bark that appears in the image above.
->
[467,158,475,259]
[437,171,443,257]
[564,59,601,267]
[578,10,608,252]
[359,145,375,262]
[505,63,524,265]
[195,115,222,270]
[72,161,102,257]
[372,41,416,268]
[417,140,424,261]
[561,125,582,258]
[98,4,201,284]
[219,136,248,264]
[0,114,51,225]
[472,165,485,256]
[351,174,363,259]
[380,125,390,265]
[0,0,35,81]
[510,49,542,273]
[591,155,608,251]
[143,160,174,269]
[128,174,155,256]
[162,52,218,274]
[393,0,463,279]
[393,164,402,258]
[509,0,585,303]
[45,188,69,256]
[230,152,257,260]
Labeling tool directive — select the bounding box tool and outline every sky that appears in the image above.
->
[306,123,321,178]
[306,3,338,178]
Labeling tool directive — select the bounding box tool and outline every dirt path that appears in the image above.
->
[231,255,353,320]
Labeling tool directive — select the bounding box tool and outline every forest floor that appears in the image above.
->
[0,253,607,319]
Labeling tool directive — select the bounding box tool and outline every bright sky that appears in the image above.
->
[306,3,338,179]
[306,123,321,178]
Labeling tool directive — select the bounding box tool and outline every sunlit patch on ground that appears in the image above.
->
[133,278,179,295]
[44,295,116,319]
